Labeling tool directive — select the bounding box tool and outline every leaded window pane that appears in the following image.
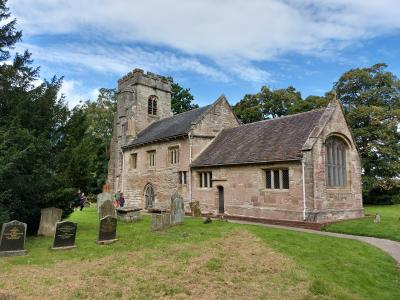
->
[274,170,280,189]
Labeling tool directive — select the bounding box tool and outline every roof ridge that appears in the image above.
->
[229,108,327,129]
[142,105,210,128]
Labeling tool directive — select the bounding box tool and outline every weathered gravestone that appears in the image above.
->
[151,211,171,231]
[162,213,171,227]
[98,215,117,244]
[374,213,381,224]
[151,213,164,231]
[97,192,113,212]
[99,200,117,219]
[52,221,77,250]
[171,193,184,225]
[37,207,63,236]
[0,220,27,257]
[190,201,202,217]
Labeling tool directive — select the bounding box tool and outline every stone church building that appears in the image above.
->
[107,69,364,223]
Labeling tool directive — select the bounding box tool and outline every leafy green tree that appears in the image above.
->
[335,63,400,202]
[58,88,116,195]
[0,0,72,232]
[232,94,264,123]
[233,86,303,123]
[263,86,302,118]
[168,77,198,114]
[287,95,329,115]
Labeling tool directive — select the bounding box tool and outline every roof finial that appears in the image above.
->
[329,89,339,106]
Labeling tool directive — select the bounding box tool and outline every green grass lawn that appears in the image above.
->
[323,204,400,241]
[0,208,399,299]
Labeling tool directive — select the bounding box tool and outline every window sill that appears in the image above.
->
[262,188,289,193]
[326,187,351,193]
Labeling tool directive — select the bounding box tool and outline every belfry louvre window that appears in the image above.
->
[326,137,346,187]
[130,153,137,169]
[148,95,158,115]
[147,150,156,167]
[199,171,212,188]
[265,169,289,190]
[178,171,187,185]
[169,147,179,165]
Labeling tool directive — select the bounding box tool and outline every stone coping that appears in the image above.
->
[97,239,118,245]
[116,207,142,213]
[0,250,27,257]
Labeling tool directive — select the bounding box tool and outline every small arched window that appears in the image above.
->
[325,137,347,187]
[148,95,158,115]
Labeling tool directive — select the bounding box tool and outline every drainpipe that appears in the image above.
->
[188,132,193,204]
[121,152,125,194]
[302,158,306,220]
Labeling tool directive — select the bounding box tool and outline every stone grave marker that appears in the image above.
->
[52,221,77,250]
[97,191,113,212]
[190,201,202,217]
[37,207,63,236]
[171,193,184,225]
[116,206,142,222]
[0,220,27,257]
[151,213,164,231]
[162,212,171,228]
[99,200,116,219]
[374,213,381,224]
[98,215,118,244]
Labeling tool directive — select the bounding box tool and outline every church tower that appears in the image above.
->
[107,68,172,192]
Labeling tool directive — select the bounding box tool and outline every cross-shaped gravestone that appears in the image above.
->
[0,220,27,257]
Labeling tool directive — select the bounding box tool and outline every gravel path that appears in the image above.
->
[230,220,400,264]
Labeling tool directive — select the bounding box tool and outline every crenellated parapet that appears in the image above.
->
[118,68,171,93]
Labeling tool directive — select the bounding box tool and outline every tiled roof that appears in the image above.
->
[191,109,325,167]
[125,105,211,147]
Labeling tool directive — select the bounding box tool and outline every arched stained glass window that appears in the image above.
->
[325,137,346,187]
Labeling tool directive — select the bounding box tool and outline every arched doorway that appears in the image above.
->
[217,186,224,214]
[144,183,155,209]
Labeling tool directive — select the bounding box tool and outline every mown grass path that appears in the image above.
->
[0,208,399,299]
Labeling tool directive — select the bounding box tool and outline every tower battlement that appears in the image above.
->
[118,68,171,93]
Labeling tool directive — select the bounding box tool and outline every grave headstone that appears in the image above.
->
[0,220,27,257]
[171,193,184,225]
[151,213,164,231]
[374,213,381,224]
[99,200,116,219]
[162,212,171,228]
[52,221,77,250]
[37,207,63,236]
[97,192,113,212]
[190,201,202,217]
[98,215,117,244]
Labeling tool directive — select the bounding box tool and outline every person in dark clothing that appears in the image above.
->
[74,191,81,210]
[79,192,87,211]
[119,192,125,208]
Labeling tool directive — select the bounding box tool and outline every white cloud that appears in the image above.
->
[58,80,99,108]
[10,0,400,61]
[17,42,231,82]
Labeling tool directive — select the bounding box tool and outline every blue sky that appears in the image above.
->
[8,0,400,108]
